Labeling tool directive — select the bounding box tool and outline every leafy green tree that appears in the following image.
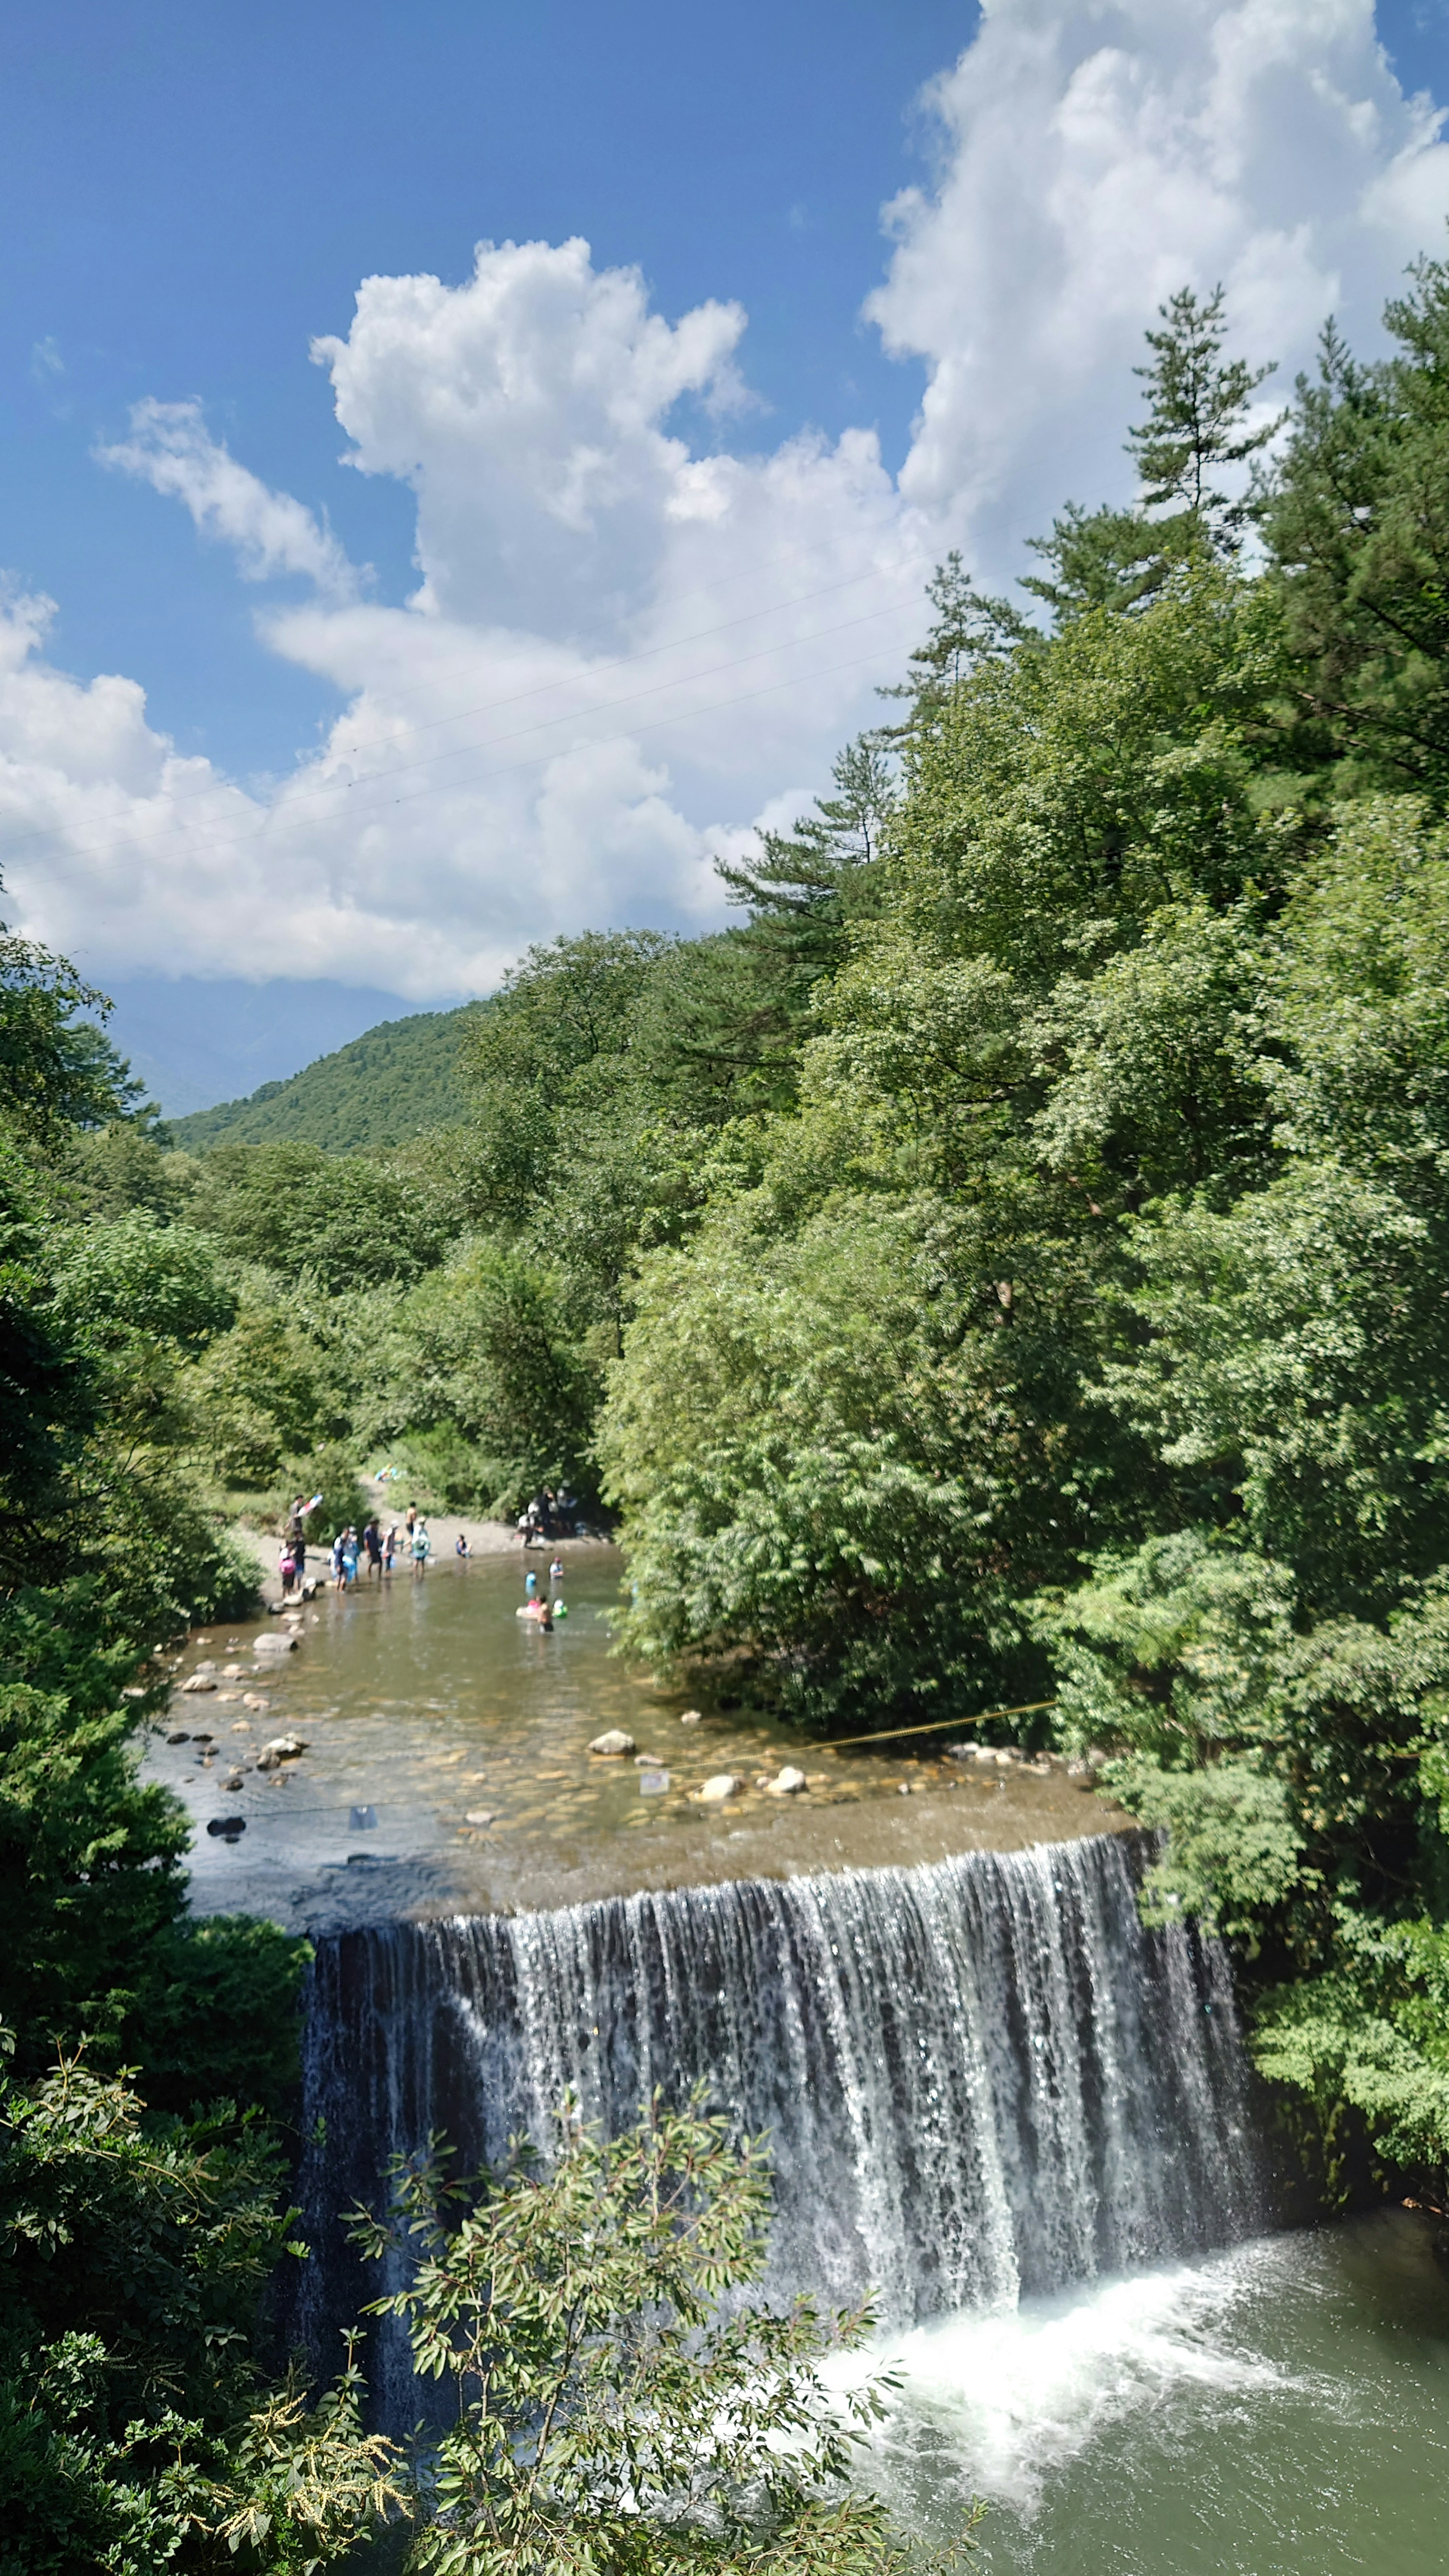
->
[0,1145,97,1578]
[882,553,1030,721]
[1264,253,1449,797]
[717,734,895,973]
[357,2092,977,2575]
[396,1242,605,1512]
[188,1143,448,1292]
[0,936,148,1150]
[67,1121,198,1225]
[0,2043,403,2573]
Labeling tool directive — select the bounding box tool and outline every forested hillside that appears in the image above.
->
[13,251,1449,2554]
[169,1000,481,1152]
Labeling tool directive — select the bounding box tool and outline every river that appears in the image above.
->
[154,1540,1449,2571]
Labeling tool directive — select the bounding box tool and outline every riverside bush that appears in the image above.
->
[356,2090,980,2574]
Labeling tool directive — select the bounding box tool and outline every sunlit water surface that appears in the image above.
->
[152,1545,1011,1911]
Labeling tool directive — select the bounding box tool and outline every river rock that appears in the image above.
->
[678,1709,703,1726]
[182,1672,217,1693]
[221,1663,246,1678]
[166,1730,190,1744]
[262,1734,306,1760]
[253,1632,297,1656]
[697,1772,744,1802]
[464,1809,495,1827]
[589,1730,636,1757]
[222,1774,245,1793]
[764,1766,808,1796]
[206,1815,246,1839]
[242,1693,271,1711]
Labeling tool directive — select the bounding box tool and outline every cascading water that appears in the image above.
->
[294,1830,1264,2419]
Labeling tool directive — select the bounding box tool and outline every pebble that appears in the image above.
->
[589,1730,636,1757]
[222,1774,245,1793]
[696,1773,745,1802]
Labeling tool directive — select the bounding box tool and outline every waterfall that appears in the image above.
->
[295,1832,1264,2415]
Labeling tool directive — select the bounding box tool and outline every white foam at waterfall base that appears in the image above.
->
[829,2238,1309,2519]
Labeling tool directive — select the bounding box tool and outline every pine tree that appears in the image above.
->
[883,552,1030,718]
[715,730,897,983]
[1023,288,1283,624]
[1127,283,1282,542]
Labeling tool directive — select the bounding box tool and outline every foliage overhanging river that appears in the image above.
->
[165,1554,1449,2570]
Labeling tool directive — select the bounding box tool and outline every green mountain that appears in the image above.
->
[167,1002,484,1152]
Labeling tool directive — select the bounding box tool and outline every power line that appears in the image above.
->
[0,547,931,860]
[9,604,921,880]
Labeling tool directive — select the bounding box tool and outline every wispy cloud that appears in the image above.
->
[97,398,360,598]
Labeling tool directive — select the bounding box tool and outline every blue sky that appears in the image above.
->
[2,0,1448,1108]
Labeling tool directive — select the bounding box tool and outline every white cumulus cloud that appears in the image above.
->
[5,0,1449,1005]
[869,0,1449,562]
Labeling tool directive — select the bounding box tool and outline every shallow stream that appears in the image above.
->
[151,1541,1115,1926]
